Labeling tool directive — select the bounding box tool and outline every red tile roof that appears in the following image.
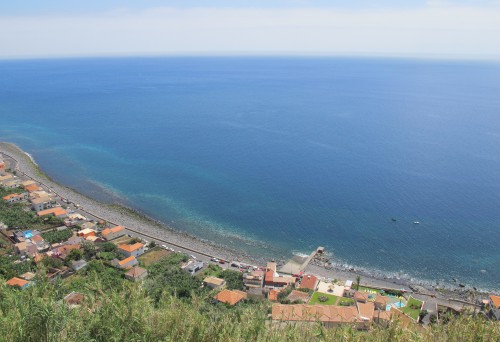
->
[214,289,247,306]
[300,275,318,290]
[118,256,136,266]
[490,295,500,308]
[37,207,67,217]
[272,304,361,323]
[6,277,29,287]
[118,243,144,253]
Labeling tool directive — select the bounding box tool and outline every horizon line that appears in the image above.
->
[1,51,500,63]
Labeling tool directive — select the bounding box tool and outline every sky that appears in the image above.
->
[0,1,500,59]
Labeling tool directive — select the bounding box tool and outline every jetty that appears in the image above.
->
[279,246,324,275]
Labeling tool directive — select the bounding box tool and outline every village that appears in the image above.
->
[1,152,499,331]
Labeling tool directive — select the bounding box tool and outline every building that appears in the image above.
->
[21,182,43,193]
[117,243,145,258]
[204,276,226,290]
[489,295,500,321]
[101,225,126,240]
[264,262,296,288]
[54,244,81,259]
[353,291,370,303]
[14,241,29,255]
[272,304,365,329]
[287,290,311,303]
[77,228,96,238]
[37,207,67,218]
[374,294,389,311]
[268,289,280,301]
[6,277,31,289]
[125,266,148,282]
[114,256,138,269]
[0,158,6,174]
[71,259,87,271]
[299,275,319,291]
[85,235,105,243]
[345,280,353,291]
[31,234,45,245]
[0,173,13,184]
[214,289,247,306]
[243,270,264,289]
[3,193,27,203]
[31,197,53,212]
[357,301,375,322]
[3,179,20,188]
[184,260,204,275]
[19,272,36,281]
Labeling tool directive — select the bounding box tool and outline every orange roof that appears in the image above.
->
[37,207,67,217]
[490,295,500,308]
[300,275,318,290]
[102,225,125,237]
[354,291,370,302]
[3,193,22,200]
[357,302,375,321]
[25,184,40,192]
[118,256,136,265]
[272,304,361,323]
[118,243,144,253]
[214,289,247,306]
[374,294,389,306]
[31,235,44,243]
[6,277,29,287]
[269,289,280,301]
[376,310,392,321]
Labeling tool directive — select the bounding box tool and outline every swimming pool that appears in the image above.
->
[387,302,406,311]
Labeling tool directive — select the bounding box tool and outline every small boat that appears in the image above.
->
[413,221,420,225]
[391,218,397,222]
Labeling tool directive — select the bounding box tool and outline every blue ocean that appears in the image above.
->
[0,57,499,290]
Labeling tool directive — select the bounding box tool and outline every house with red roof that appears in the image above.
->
[3,193,27,203]
[299,274,319,291]
[112,256,138,269]
[37,207,67,218]
[6,277,31,289]
[264,262,296,289]
[117,243,145,258]
[489,294,500,321]
[102,225,126,240]
[214,289,247,306]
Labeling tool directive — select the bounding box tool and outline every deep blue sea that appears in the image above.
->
[1,57,499,290]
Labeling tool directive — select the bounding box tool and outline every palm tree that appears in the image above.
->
[356,275,361,290]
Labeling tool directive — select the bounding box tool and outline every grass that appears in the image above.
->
[138,247,171,266]
[309,292,338,305]
[338,297,355,306]
[401,296,423,320]
[357,285,382,293]
[111,235,134,246]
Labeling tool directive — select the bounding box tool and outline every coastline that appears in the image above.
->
[0,141,491,301]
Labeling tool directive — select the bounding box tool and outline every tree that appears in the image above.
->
[419,309,429,322]
[149,241,157,248]
[356,275,361,290]
[219,269,244,290]
[81,241,96,259]
[100,242,117,252]
[65,249,84,262]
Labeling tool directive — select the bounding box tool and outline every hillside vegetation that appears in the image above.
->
[0,261,498,342]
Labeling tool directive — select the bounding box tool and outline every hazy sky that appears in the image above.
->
[1,1,500,59]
